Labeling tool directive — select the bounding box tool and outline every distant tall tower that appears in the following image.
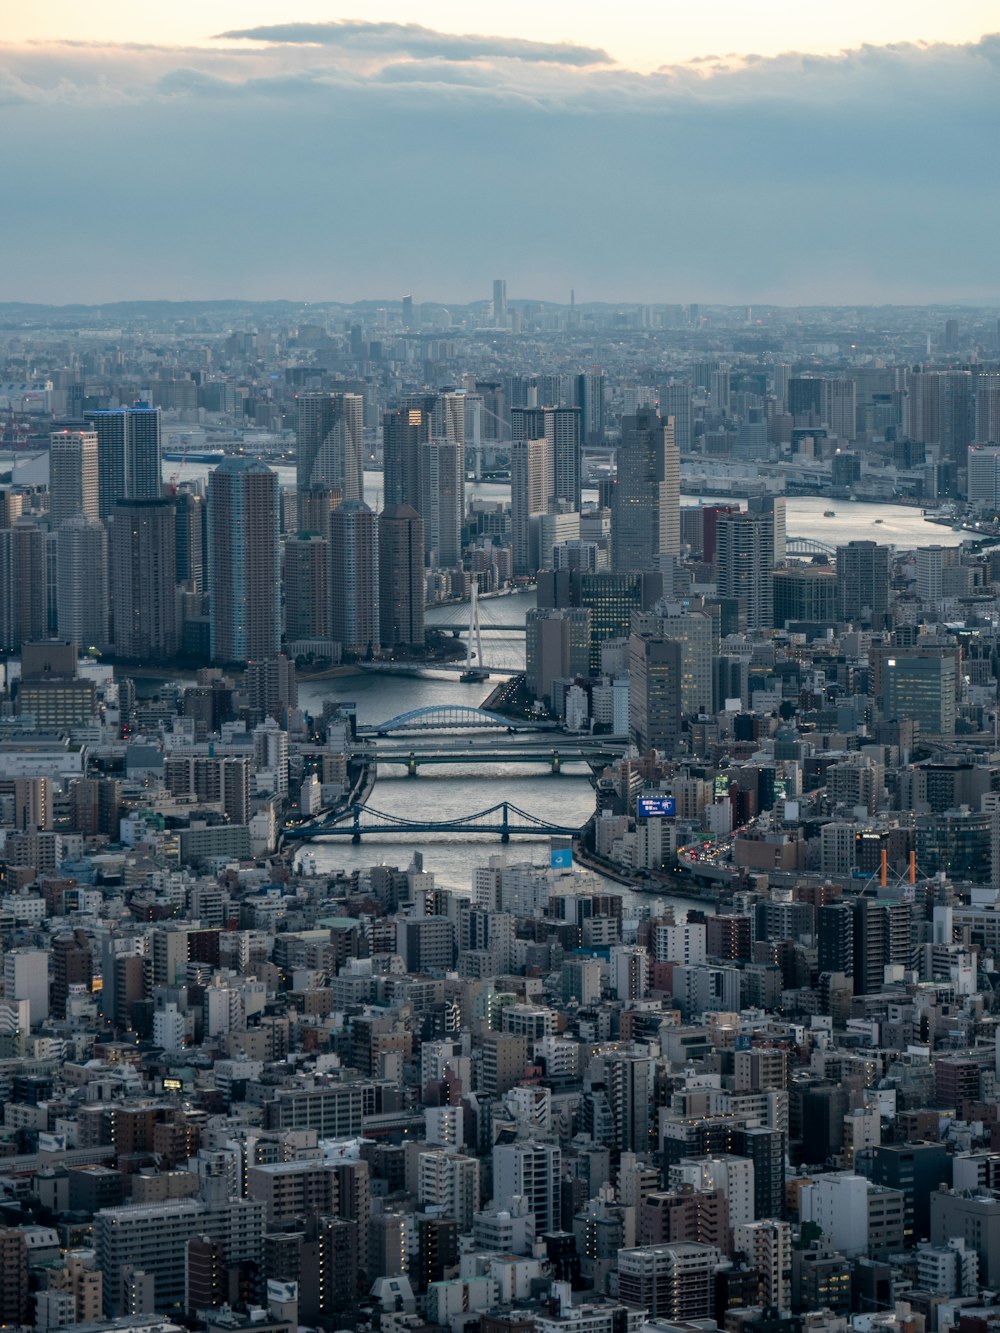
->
[378,504,425,649]
[492,279,507,327]
[0,523,46,653]
[57,516,109,652]
[575,371,606,446]
[661,383,693,455]
[329,500,378,655]
[208,458,280,665]
[49,429,99,528]
[402,294,414,330]
[85,405,162,519]
[295,392,364,518]
[611,408,680,573]
[110,498,178,659]
[419,439,463,568]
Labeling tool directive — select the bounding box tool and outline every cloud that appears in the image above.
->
[214,20,612,67]
[0,31,997,303]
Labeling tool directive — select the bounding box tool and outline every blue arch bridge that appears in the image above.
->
[357,705,548,736]
[288,800,582,843]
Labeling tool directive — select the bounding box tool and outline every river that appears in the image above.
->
[164,460,966,909]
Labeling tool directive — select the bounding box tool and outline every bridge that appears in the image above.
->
[354,736,627,775]
[290,800,584,843]
[786,536,835,556]
[358,705,544,736]
[358,661,519,677]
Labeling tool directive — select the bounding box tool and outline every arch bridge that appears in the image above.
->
[358,705,544,736]
[786,536,835,557]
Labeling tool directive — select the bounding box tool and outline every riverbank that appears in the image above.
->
[571,835,720,904]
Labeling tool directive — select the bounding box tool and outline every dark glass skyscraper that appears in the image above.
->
[85,405,162,519]
[208,458,280,665]
[294,392,364,519]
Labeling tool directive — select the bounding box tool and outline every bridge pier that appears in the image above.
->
[500,801,510,843]
[407,753,418,777]
[351,806,362,844]
[551,751,561,774]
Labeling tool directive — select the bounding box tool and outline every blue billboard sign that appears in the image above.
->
[637,795,676,818]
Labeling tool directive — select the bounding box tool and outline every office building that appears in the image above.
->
[604,1048,653,1152]
[883,651,957,736]
[538,568,662,673]
[49,429,99,527]
[294,392,364,514]
[57,516,109,652]
[378,504,425,649]
[526,607,591,705]
[493,278,507,325]
[208,458,280,665]
[419,439,463,567]
[611,408,680,573]
[110,498,179,659]
[773,565,839,626]
[837,540,890,625]
[85,405,162,518]
[329,500,378,656]
[629,634,682,754]
[0,522,46,653]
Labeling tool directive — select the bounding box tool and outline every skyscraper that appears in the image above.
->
[329,500,378,656]
[510,437,551,577]
[576,371,606,446]
[717,508,779,631]
[611,408,680,573]
[836,540,890,626]
[174,490,205,592]
[378,504,425,649]
[492,278,507,326]
[629,634,682,754]
[49,429,99,528]
[283,532,329,641]
[419,439,463,568]
[295,392,364,516]
[0,522,46,653]
[85,405,162,518]
[57,516,109,652]
[510,405,582,511]
[383,405,424,511]
[661,383,693,454]
[208,458,280,665]
[110,498,179,659]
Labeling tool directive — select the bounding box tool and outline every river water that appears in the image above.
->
[165,459,967,906]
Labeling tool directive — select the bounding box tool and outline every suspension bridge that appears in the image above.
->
[287,800,585,843]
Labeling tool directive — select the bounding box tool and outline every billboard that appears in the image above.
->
[637,795,676,818]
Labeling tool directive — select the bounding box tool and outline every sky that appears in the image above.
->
[2,3,999,305]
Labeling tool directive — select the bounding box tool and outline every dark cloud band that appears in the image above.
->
[213,19,611,66]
